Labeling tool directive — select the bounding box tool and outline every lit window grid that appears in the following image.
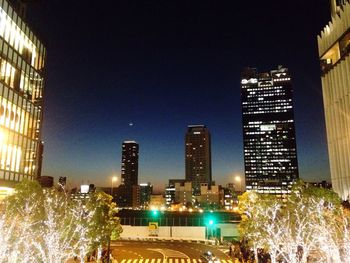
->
[0,0,46,71]
[0,1,45,184]
[241,73,298,191]
[0,37,44,102]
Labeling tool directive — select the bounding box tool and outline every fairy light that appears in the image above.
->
[240,191,350,263]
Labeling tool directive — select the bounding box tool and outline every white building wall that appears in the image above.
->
[318,1,350,200]
[120,225,206,239]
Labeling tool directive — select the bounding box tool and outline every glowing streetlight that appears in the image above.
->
[235,175,242,193]
[111,176,118,196]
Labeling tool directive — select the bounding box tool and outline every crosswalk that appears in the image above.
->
[117,259,236,263]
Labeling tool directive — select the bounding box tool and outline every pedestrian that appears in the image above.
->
[229,245,232,256]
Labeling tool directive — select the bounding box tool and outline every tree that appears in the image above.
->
[238,181,350,263]
[0,180,122,263]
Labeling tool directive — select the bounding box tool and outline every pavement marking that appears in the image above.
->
[150,260,155,263]
[121,260,126,263]
[181,259,185,263]
[133,259,138,263]
[139,260,143,263]
[127,260,132,263]
[187,259,191,263]
[192,260,197,263]
[157,259,161,263]
[145,259,149,263]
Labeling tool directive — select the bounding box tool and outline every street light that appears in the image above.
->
[235,175,242,193]
[111,176,118,196]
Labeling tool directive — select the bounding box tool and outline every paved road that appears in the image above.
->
[110,240,238,263]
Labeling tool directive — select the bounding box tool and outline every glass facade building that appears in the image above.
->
[241,66,299,194]
[0,0,46,198]
[185,125,212,196]
[318,1,350,200]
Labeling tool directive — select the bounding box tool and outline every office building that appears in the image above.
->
[241,66,299,194]
[174,180,193,207]
[165,179,186,206]
[318,0,350,200]
[0,0,46,198]
[120,140,139,207]
[185,125,212,195]
[197,183,221,207]
[139,182,153,208]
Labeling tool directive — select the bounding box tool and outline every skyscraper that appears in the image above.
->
[185,125,212,195]
[0,0,46,199]
[318,0,350,200]
[241,66,299,194]
[120,140,139,207]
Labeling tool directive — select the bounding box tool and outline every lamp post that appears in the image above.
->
[235,175,242,193]
[111,176,118,197]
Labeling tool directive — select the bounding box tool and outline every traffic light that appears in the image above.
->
[205,215,216,226]
[151,209,158,216]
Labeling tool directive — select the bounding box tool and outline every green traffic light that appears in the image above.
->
[209,219,214,225]
[152,210,158,216]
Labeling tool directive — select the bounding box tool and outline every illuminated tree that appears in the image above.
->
[238,181,349,263]
[0,180,122,263]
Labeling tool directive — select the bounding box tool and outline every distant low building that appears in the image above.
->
[39,176,54,188]
[175,181,193,207]
[58,177,67,188]
[139,183,153,208]
[149,194,166,210]
[221,184,236,210]
[197,183,222,208]
[165,179,188,206]
[306,181,332,189]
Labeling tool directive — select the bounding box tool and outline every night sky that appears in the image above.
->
[27,0,332,190]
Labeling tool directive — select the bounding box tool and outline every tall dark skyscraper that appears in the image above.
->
[120,140,139,207]
[185,125,212,195]
[0,0,46,199]
[241,66,299,195]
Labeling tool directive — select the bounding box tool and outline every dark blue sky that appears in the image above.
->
[28,0,331,189]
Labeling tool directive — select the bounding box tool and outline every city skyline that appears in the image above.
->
[25,0,332,190]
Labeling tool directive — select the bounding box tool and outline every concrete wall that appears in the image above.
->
[171,226,205,239]
[120,225,206,239]
[216,223,239,239]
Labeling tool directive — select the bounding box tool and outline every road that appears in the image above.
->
[110,240,237,263]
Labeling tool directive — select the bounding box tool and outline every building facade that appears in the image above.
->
[318,0,350,200]
[0,0,46,199]
[197,183,221,207]
[241,66,299,194]
[139,182,153,208]
[185,125,212,195]
[120,140,139,207]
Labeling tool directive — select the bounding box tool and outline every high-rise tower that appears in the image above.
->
[241,66,299,195]
[318,0,350,200]
[120,140,139,206]
[185,125,212,195]
[0,0,46,199]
